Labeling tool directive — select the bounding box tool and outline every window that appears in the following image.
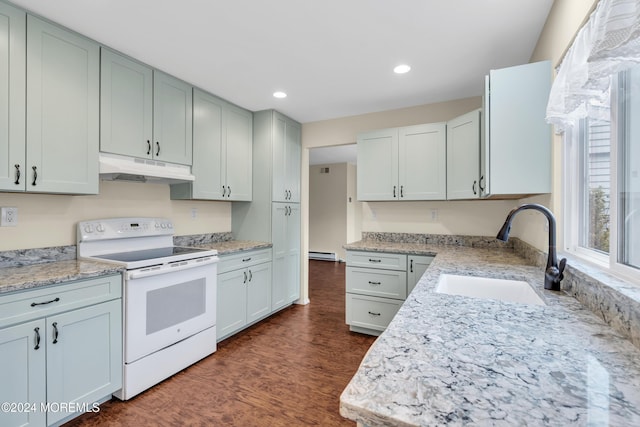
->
[566,66,640,278]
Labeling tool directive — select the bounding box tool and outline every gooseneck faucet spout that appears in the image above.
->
[496,204,567,291]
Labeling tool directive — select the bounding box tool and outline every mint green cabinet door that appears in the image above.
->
[0,3,25,192]
[271,203,288,311]
[0,319,46,427]
[407,255,434,295]
[217,269,248,340]
[26,16,99,195]
[399,123,446,200]
[46,300,122,426]
[100,49,153,159]
[153,71,193,165]
[447,109,481,200]
[190,88,225,199]
[357,128,398,201]
[226,104,253,201]
[286,204,301,302]
[484,60,551,197]
[284,119,301,202]
[246,262,272,323]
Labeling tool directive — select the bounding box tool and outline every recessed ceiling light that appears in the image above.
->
[273,91,287,98]
[393,64,411,74]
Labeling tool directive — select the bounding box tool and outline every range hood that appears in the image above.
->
[99,153,195,184]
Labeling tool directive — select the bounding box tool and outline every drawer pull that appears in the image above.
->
[52,322,59,344]
[368,281,381,285]
[368,311,381,316]
[31,297,60,307]
[242,257,252,262]
[34,327,41,350]
[368,259,382,263]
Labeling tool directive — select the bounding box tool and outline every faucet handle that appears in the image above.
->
[558,258,567,280]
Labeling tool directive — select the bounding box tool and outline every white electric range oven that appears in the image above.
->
[77,217,218,400]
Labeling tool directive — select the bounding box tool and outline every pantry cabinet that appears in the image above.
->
[0,275,122,427]
[170,89,252,201]
[232,110,302,308]
[100,49,192,166]
[357,123,446,201]
[217,249,272,341]
[26,15,99,194]
[481,60,551,198]
[447,109,481,200]
[0,2,25,192]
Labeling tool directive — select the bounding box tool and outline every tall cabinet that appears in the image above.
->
[233,110,302,311]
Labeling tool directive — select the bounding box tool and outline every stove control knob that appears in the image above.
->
[96,223,105,233]
[160,223,167,229]
[154,222,160,229]
[167,222,173,229]
[83,224,94,234]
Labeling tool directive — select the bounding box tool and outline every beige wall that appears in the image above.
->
[0,181,231,251]
[514,0,599,252]
[309,163,348,260]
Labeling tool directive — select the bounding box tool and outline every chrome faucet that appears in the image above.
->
[496,203,567,291]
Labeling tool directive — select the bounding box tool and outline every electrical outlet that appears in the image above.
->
[191,208,197,219]
[430,209,438,222]
[1,207,18,227]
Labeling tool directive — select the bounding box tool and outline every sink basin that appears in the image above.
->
[435,274,546,306]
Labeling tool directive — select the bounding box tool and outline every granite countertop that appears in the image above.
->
[341,241,640,426]
[0,259,124,295]
[191,240,272,256]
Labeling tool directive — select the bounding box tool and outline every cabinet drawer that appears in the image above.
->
[346,293,402,332]
[0,274,122,329]
[346,267,406,300]
[346,251,407,270]
[218,249,272,274]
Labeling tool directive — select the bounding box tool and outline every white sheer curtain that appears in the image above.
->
[546,0,640,131]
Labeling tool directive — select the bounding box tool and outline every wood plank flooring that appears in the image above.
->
[65,260,376,426]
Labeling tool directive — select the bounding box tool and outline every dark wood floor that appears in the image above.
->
[65,260,376,426]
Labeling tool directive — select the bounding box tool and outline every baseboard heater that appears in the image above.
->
[309,251,338,261]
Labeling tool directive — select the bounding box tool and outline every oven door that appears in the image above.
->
[124,257,217,363]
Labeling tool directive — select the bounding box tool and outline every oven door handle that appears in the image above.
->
[126,256,218,280]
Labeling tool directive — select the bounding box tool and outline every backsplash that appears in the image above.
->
[361,231,515,249]
[0,245,76,268]
[173,232,234,246]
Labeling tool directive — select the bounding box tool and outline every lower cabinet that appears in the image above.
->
[0,275,122,427]
[217,249,272,341]
[271,203,300,311]
[345,251,433,336]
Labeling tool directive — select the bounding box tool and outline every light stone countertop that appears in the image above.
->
[0,259,124,295]
[340,241,640,426]
[191,240,272,256]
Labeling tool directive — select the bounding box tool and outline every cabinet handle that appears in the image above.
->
[242,257,252,262]
[227,186,231,198]
[147,140,151,155]
[14,164,20,185]
[32,166,37,186]
[52,322,59,344]
[248,270,253,282]
[284,190,288,200]
[34,327,41,350]
[243,271,247,284]
[368,281,381,285]
[393,185,396,198]
[30,297,60,307]
[368,311,381,316]
[410,259,413,273]
[222,186,226,197]
[472,180,477,195]
[368,259,382,263]
[479,175,485,192]
[156,141,160,156]
[400,185,404,198]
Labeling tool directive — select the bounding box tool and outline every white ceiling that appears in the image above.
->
[10,0,554,125]
[309,144,357,166]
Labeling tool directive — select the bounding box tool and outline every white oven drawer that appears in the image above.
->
[124,261,216,363]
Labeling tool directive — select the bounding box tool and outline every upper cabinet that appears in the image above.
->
[26,16,99,194]
[0,2,25,192]
[357,123,446,201]
[447,109,481,200]
[272,112,301,203]
[100,49,193,166]
[170,89,252,201]
[481,60,551,198]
